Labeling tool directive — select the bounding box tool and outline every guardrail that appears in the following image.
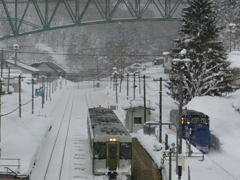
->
[0,158,20,173]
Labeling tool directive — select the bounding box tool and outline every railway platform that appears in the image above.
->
[132,138,161,180]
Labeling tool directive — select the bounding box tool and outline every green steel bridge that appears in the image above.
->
[0,0,188,40]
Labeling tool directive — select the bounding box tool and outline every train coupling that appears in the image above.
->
[107,167,118,178]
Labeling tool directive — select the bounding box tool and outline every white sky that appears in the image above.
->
[0,53,240,180]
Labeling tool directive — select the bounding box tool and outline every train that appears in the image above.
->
[87,107,132,179]
[170,108,210,153]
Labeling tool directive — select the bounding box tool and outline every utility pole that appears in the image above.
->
[119,71,122,93]
[32,78,34,114]
[17,75,25,118]
[48,77,51,99]
[52,78,54,94]
[153,77,163,143]
[19,75,21,117]
[133,73,135,99]
[160,77,162,143]
[138,72,141,94]
[0,78,4,157]
[1,49,3,78]
[46,76,48,101]
[7,65,10,93]
[127,73,129,99]
[179,67,183,154]
[169,149,172,180]
[115,73,118,104]
[172,58,190,154]
[143,75,146,123]
[42,76,45,108]
[97,56,99,81]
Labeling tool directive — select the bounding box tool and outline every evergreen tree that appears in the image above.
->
[214,0,240,51]
[166,0,233,104]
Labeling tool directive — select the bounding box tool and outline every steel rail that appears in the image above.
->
[43,91,76,180]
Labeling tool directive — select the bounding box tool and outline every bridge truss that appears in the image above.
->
[0,0,188,40]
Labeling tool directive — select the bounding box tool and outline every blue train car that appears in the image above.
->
[170,108,210,153]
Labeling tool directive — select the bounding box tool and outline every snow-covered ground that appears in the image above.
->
[0,61,240,180]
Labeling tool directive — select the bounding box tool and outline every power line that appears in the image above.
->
[17,51,163,57]
[18,34,175,50]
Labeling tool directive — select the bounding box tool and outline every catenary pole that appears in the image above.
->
[32,78,34,114]
[159,77,162,143]
[127,73,129,99]
[143,75,146,123]
[133,73,135,99]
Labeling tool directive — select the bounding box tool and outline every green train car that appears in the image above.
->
[87,107,132,179]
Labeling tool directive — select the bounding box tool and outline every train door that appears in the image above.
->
[107,142,119,169]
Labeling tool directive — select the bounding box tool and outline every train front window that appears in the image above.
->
[120,143,132,159]
[93,142,106,159]
[191,117,199,123]
[200,118,206,123]
[183,118,189,123]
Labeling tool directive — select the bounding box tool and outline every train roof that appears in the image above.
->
[88,107,131,137]
[171,109,209,117]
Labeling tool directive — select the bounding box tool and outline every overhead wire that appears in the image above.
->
[1,96,40,117]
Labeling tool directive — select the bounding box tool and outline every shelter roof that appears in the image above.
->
[5,60,40,72]
[31,62,66,73]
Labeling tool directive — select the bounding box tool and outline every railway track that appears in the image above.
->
[30,90,92,180]
[30,85,161,180]
[43,92,76,180]
[207,152,240,180]
[85,90,95,108]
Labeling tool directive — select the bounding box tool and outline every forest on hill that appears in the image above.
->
[0,0,239,77]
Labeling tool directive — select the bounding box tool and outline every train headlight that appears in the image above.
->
[109,138,117,142]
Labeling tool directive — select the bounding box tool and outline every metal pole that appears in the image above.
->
[32,78,34,114]
[46,77,48,101]
[143,75,146,123]
[188,128,192,156]
[97,56,99,81]
[127,73,129,99]
[139,73,141,94]
[15,48,17,69]
[179,65,183,154]
[7,65,10,93]
[0,79,2,157]
[159,77,162,143]
[169,149,172,180]
[133,73,135,99]
[165,134,169,150]
[52,78,54,94]
[119,72,122,93]
[49,78,51,98]
[42,76,44,108]
[19,75,21,118]
[115,73,118,104]
[1,49,3,78]
[188,166,191,180]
